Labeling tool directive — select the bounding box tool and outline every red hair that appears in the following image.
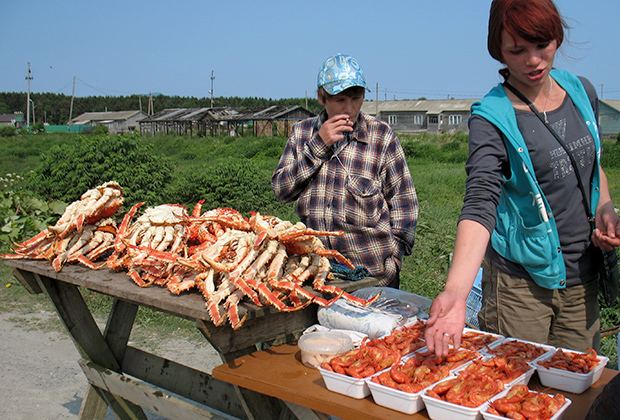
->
[488,0,566,76]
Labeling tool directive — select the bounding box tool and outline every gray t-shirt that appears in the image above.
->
[460,78,599,286]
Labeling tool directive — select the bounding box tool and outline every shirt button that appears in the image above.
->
[560,280,566,286]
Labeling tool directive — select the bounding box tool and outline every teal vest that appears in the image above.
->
[470,69,601,289]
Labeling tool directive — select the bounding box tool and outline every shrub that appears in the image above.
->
[25,133,173,207]
[31,122,45,133]
[0,126,16,137]
[92,124,109,135]
[163,158,278,216]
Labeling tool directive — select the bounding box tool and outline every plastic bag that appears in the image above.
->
[317,287,432,339]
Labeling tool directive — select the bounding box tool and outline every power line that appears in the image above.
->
[74,77,137,96]
[380,86,488,100]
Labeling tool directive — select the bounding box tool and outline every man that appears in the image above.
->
[271,53,418,288]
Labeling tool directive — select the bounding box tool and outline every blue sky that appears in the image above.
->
[2,0,619,101]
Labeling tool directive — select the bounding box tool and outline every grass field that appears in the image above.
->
[0,131,618,367]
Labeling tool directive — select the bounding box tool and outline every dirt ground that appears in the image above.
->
[0,310,227,420]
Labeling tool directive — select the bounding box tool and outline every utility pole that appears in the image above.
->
[375,82,379,116]
[209,70,215,108]
[30,99,35,125]
[68,75,76,127]
[26,62,33,131]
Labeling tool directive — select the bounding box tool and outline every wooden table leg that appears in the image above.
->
[78,298,141,419]
[77,385,108,420]
[30,271,148,420]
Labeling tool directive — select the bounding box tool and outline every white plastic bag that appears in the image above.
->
[317,287,431,339]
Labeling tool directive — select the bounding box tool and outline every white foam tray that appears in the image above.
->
[535,348,609,394]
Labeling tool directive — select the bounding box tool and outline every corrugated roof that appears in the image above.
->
[601,100,620,112]
[140,105,314,122]
[361,99,477,115]
[70,110,145,123]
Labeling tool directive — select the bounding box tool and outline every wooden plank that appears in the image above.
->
[4,259,378,350]
[32,272,149,420]
[283,402,329,420]
[34,272,122,370]
[213,343,620,420]
[85,386,149,420]
[103,298,138,361]
[77,385,108,420]
[121,346,248,419]
[11,267,42,294]
[79,359,231,420]
[196,306,318,355]
[213,344,408,420]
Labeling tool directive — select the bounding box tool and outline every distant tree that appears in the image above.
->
[0,91,323,123]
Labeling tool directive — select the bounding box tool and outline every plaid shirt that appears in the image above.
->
[271,110,418,286]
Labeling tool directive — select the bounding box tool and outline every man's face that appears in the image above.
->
[320,89,365,122]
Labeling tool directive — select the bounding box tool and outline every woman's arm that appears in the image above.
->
[424,219,491,356]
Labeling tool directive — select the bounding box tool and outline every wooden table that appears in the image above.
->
[3,258,378,420]
[213,343,619,420]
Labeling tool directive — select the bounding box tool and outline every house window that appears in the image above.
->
[449,115,462,125]
[428,115,438,124]
[414,115,422,125]
[388,115,397,125]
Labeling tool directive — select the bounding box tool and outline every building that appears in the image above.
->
[361,99,476,134]
[69,110,148,134]
[0,112,25,129]
[363,98,620,138]
[599,100,620,138]
[139,105,315,137]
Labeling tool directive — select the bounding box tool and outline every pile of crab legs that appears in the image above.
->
[2,181,380,330]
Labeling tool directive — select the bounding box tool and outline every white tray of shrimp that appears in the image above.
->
[367,377,430,415]
[482,337,555,364]
[317,365,373,399]
[482,386,571,420]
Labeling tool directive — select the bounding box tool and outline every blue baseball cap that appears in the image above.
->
[317,53,368,95]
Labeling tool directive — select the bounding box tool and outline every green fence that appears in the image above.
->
[44,125,93,133]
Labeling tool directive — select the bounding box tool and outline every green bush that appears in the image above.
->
[163,158,278,216]
[31,122,45,133]
[25,133,173,207]
[92,124,109,135]
[0,126,16,137]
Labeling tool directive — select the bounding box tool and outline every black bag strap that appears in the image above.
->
[503,80,596,229]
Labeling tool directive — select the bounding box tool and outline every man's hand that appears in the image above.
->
[318,114,353,147]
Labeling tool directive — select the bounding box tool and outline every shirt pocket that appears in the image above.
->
[342,175,383,226]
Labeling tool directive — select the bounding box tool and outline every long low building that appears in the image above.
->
[70,110,148,134]
[361,99,476,134]
[138,105,315,137]
[363,98,620,138]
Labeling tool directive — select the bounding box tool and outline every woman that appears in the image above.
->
[425,0,620,356]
